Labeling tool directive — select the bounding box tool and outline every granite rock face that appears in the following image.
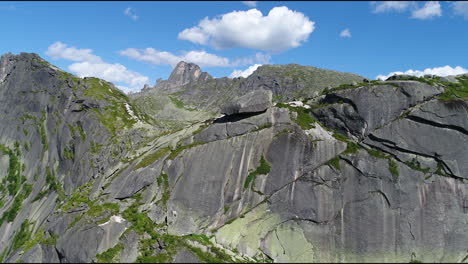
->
[221,89,273,115]
[0,53,467,263]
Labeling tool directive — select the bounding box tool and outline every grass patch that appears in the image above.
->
[332,132,348,142]
[366,148,389,159]
[168,142,205,160]
[11,219,32,252]
[96,243,124,263]
[438,75,468,101]
[63,146,74,160]
[388,159,399,177]
[244,155,271,190]
[0,144,22,196]
[326,156,341,171]
[90,141,103,155]
[23,225,45,253]
[134,147,170,170]
[404,158,431,174]
[40,110,48,151]
[41,233,59,245]
[46,166,65,201]
[83,77,138,136]
[168,96,185,109]
[343,141,361,155]
[276,103,316,130]
[156,173,170,207]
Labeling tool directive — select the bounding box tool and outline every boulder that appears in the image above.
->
[221,90,272,115]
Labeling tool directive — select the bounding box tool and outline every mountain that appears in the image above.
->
[0,52,467,263]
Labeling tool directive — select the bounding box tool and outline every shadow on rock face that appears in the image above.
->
[214,111,266,124]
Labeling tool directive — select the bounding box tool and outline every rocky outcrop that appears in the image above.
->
[221,90,272,115]
[0,53,467,263]
[155,61,212,92]
[312,81,443,138]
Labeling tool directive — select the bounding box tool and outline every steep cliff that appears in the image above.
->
[0,53,467,263]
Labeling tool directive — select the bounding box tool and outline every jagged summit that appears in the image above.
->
[155,61,213,91]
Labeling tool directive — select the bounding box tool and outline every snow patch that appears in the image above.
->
[98,215,126,227]
[287,101,311,109]
[125,102,142,124]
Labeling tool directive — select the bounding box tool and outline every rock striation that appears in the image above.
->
[0,53,467,263]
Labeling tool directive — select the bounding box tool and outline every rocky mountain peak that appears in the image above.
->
[155,61,212,91]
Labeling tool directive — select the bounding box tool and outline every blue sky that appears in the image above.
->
[1,1,467,93]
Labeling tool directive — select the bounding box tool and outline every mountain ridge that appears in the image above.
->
[0,52,467,263]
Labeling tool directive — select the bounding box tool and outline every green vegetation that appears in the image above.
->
[388,159,399,177]
[23,225,45,253]
[326,156,341,171]
[84,77,139,136]
[0,144,22,196]
[332,132,348,142]
[45,166,65,200]
[366,148,390,159]
[77,122,86,140]
[0,185,33,225]
[96,243,124,263]
[438,75,468,101]
[90,141,103,154]
[23,142,30,152]
[156,173,170,207]
[320,79,395,95]
[63,146,74,160]
[343,141,361,155]
[11,219,32,252]
[168,142,205,160]
[275,128,291,137]
[168,96,185,109]
[251,122,273,132]
[244,155,271,190]
[276,103,316,130]
[40,110,48,150]
[41,233,59,245]
[134,147,171,170]
[404,158,431,174]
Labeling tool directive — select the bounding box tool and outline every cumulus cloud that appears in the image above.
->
[452,2,468,20]
[339,28,351,38]
[178,6,315,52]
[242,1,257,7]
[45,41,102,63]
[370,1,415,13]
[411,1,442,19]
[45,42,148,93]
[376,65,468,80]
[230,64,262,78]
[124,7,138,21]
[120,48,270,68]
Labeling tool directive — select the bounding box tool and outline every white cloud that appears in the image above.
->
[242,1,257,7]
[230,64,262,78]
[178,6,315,52]
[370,1,414,13]
[339,28,351,38]
[376,65,468,80]
[119,48,270,68]
[45,42,148,93]
[124,7,138,21]
[452,2,468,20]
[411,1,442,19]
[45,41,102,63]
[68,62,148,92]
